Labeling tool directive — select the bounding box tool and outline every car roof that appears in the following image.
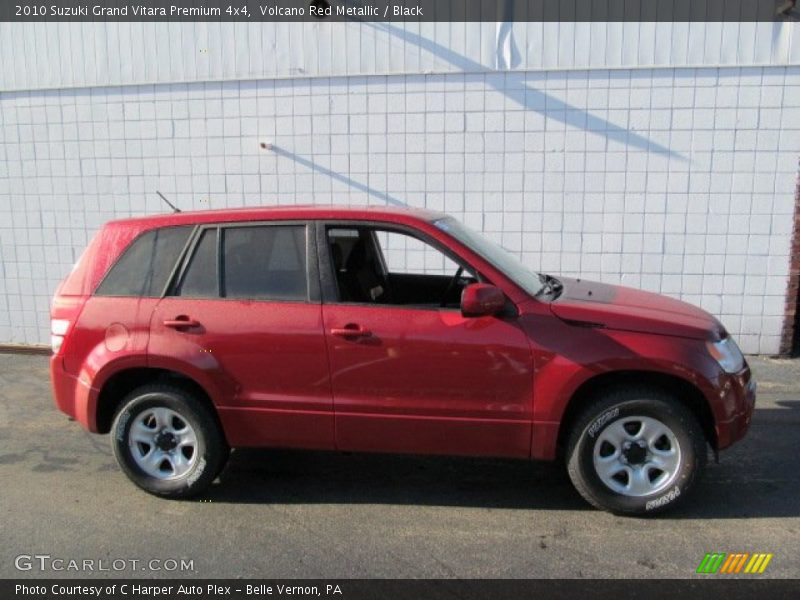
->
[104,204,445,230]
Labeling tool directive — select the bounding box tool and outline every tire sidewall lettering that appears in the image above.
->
[645,485,681,511]
[587,407,619,438]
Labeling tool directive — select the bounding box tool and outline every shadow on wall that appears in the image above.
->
[273,21,686,205]
[266,144,408,207]
[366,22,685,161]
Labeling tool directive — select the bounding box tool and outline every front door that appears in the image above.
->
[148,223,333,450]
[320,223,534,458]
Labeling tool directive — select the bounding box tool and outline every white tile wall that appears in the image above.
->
[1,65,799,353]
[3,22,799,92]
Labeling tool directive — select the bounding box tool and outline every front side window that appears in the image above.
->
[375,230,460,276]
[96,226,192,297]
[327,226,476,308]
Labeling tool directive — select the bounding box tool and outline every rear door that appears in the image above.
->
[149,222,333,449]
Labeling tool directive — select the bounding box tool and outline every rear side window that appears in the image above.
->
[95,226,192,297]
[223,226,308,301]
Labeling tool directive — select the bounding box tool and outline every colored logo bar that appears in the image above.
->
[696,553,773,574]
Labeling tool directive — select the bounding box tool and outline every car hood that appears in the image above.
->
[547,277,725,341]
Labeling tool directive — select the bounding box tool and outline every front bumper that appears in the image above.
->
[715,366,756,450]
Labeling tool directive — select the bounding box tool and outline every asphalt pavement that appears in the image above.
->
[0,353,798,578]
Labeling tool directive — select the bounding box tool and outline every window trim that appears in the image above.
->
[166,220,320,304]
[171,226,220,299]
[162,225,200,298]
[316,219,485,311]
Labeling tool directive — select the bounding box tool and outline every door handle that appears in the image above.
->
[163,316,200,329]
[330,324,371,338]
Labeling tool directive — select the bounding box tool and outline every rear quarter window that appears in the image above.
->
[95,226,192,297]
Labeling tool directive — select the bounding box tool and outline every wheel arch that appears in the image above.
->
[95,366,224,440]
[555,370,717,460]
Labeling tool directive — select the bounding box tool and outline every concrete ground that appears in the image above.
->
[0,353,798,579]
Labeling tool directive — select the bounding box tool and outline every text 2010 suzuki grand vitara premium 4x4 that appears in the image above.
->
[51,206,755,514]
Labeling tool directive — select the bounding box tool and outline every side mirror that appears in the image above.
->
[461,283,506,318]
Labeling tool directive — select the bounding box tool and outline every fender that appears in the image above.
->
[81,351,229,433]
[521,313,727,460]
[77,354,149,432]
[534,348,722,426]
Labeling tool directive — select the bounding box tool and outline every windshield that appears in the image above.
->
[434,217,545,296]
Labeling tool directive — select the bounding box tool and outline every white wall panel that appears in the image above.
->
[1,65,798,353]
[1,21,799,352]
[793,23,800,63]
[3,22,800,92]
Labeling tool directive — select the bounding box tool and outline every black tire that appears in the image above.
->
[111,384,228,499]
[565,387,707,515]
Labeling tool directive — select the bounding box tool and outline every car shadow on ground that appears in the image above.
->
[209,446,588,511]
[204,402,800,519]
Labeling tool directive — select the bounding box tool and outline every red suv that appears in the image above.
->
[50,206,755,514]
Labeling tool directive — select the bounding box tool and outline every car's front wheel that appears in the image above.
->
[111,384,228,498]
[565,388,707,515]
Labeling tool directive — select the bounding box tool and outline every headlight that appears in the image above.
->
[706,337,744,374]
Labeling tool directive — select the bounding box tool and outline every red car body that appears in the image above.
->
[50,206,755,463]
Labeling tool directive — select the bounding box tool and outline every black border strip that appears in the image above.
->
[4,579,800,600]
[1,0,794,23]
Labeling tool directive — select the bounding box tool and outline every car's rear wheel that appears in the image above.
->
[111,384,228,498]
[565,388,707,515]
